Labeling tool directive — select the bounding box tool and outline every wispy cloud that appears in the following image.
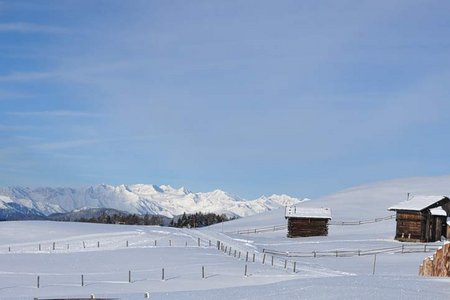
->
[6,110,103,118]
[0,124,37,131]
[31,138,108,151]
[0,70,58,81]
[31,135,152,152]
[0,89,31,99]
[0,22,66,34]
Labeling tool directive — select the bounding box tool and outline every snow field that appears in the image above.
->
[0,222,306,299]
[2,176,450,299]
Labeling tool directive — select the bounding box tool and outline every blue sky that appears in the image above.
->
[1,0,450,199]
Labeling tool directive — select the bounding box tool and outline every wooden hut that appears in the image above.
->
[285,207,332,238]
[447,218,450,240]
[388,196,450,243]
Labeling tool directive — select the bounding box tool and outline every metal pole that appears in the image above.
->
[372,254,377,275]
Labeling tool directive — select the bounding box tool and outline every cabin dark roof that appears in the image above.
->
[285,207,332,219]
[388,195,448,212]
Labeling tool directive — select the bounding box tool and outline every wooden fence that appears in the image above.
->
[225,215,396,235]
[262,243,442,258]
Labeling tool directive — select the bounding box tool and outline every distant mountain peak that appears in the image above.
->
[0,184,305,219]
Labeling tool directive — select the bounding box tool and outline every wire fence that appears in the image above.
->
[262,243,442,258]
[0,239,272,292]
[224,214,396,235]
[1,236,214,255]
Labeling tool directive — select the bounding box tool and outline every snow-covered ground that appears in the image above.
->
[1,175,450,299]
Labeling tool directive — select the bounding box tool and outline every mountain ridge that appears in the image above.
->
[0,184,303,219]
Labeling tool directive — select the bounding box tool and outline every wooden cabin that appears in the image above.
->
[388,196,450,243]
[447,218,450,240]
[285,207,332,238]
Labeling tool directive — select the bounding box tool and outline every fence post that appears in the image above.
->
[81,274,84,286]
[234,250,236,257]
[244,264,248,277]
[202,266,205,279]
[67,244,69,250]
[293,261,297,273]
[162,268,165,281]
[401,245,404,253]
[97,241,100,248]
[53,242,55,250]
[229,247,231,255]
[8,246,10,252]
[313,251,316,258]
[336,250,338,257]
[37,275,40,288]
[271,256,274,266]
[372,254,377,275]
[225,246,227,253]
[129,270,131,283]
[39,244,41,251]
[358,249,361,256]
[246,252,249,262]
[198,238,200,247]
[126,240,129,247]
[217,241,220,250]
[155,240,157,247]
[239,251,241,259]
[253,253,255,262]
[262,253,266,264]
[169,240,171,246]
[424,245,427,252]
[284,259,287,268]
[83,241,86,248]
[209,240,211,247]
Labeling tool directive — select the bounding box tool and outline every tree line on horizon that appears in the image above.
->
[76,211,234,227]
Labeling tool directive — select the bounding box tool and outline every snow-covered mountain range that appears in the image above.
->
[0,184,303,219]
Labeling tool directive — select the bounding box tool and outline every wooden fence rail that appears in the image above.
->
[262,244,442,258]
[225,215,396,235]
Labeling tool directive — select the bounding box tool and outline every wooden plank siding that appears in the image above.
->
[287,218,329,237]
[395,211,447,242]
[395,211,428,242]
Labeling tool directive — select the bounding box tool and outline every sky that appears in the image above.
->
[1,0,450,199]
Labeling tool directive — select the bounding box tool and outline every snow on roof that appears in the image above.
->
[285,207,332,219]
[388,195,448,212]
[430,207,447,216]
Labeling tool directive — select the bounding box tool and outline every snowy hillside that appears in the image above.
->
[1,175,450,299]
[0,185,303,218]
[214,174,450,232]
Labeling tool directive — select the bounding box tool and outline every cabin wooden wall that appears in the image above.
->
[395,211,448,242]
[287,218,329,237]
[395,211,428,242]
